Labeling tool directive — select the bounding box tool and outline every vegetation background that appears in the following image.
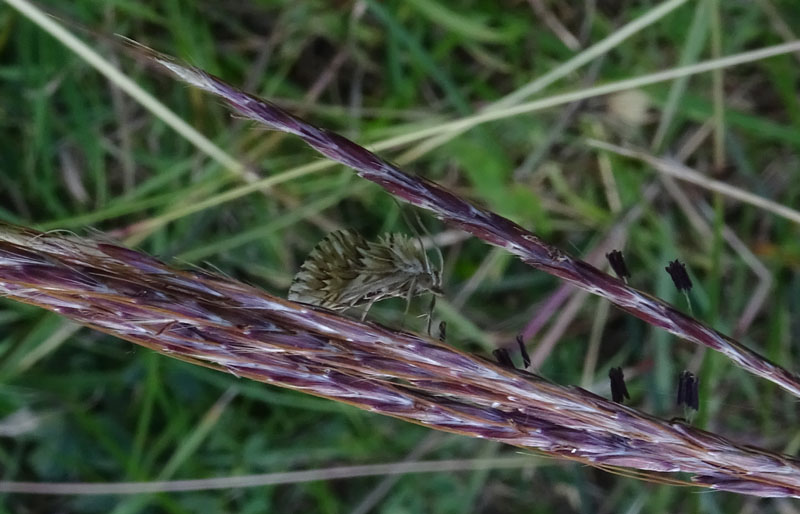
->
[2,0,800,511]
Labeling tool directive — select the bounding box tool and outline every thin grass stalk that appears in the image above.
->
[0,224,799,497]
[137,46,800,401]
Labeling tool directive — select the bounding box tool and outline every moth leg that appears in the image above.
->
[360,296,378,321]
[426,294,436,335]
[401,279,416,328]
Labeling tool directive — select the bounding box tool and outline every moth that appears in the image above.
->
[288,229,443,329]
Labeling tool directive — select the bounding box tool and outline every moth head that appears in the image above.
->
[414,232,443,297]
[421,268,443,296]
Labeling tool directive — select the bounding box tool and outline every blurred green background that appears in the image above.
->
[2,0,800,511]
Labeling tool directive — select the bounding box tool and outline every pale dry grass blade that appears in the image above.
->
[0,457,534,495]
[373,41,800,151]
[494,0,690,108]
[3,0,243,175]
[587,140,800,226]
[3,0,343,245]
[32,13,796,238]
[13,0,800,239]
[526,0,581,51]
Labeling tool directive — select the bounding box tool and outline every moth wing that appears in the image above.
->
[289,230,435,310]
[288,230,371,307]
[337,272,415,305]
[330,233,419,305]
[368,233,427,275]
[334,233,432,302]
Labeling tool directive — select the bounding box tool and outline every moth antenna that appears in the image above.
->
[408,207,443,333]
[412,207,444,275]
[402,278,416,327]
[395,199,431,274]
[402,204,443,333]
[360,296,377,321]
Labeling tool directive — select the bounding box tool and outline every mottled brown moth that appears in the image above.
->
[288,229,443,329]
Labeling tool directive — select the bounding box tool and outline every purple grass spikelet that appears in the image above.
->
[605,249,630,283]
[1,223,800,497]
[131,42,800,400]
[665,259,693,293]
[609,367,630,404]
[677,370,700,411]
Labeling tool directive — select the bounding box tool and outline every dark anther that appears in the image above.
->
[676,370,699,411]
[605,250,630,281]
[516,335,531,369]
[493,348,515,369]
[665,259,693,293]
[608,366,630,403]
[438,321,447,342]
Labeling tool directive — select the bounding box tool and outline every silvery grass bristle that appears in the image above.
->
[131,41,800,401]
[288,229,442,321]
[1,223,800,497]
